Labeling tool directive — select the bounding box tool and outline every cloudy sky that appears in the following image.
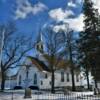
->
[0,0,100,38]
[0,0,100,75]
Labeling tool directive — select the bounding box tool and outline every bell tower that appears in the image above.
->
[35,32,44,53]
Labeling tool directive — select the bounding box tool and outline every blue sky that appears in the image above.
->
[0,0,100,57]
[1,0,100,75]
[0,0,84,75]
[0,0,100,38]
[0,0,84,39]
[0,0,100,56]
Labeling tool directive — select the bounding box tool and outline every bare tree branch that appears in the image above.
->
[0,22,34,90]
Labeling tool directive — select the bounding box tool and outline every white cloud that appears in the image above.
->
[67,1,76,8]
[67,0,83,7]
[53,24,66,32]
[15,0,48,20]
[52,14,84,32]
[49,8,74,22]
[49,7,84,32]
[92,0,100,14]
[66,14,84,32]
[48,0,100,32]
[15,10,27,19]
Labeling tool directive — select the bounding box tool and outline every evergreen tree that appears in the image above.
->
[77,0,100,90]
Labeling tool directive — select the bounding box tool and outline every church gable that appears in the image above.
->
[27,56,50,72]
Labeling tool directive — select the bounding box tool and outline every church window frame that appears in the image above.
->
[61,71,64,82]
[66,73,70,82]
[34,73,37,85]
[45,73,48,78]
[19,75,21,85]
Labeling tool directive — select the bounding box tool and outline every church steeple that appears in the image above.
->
[36,32,44,53]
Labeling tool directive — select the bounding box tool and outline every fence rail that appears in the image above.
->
[0,90,100,100]
[31,94,100,100]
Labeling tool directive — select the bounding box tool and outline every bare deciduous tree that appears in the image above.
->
[0,22,33,91]
[36,26,70,93]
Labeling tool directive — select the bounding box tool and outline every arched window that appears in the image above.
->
[19,75,21,85]
[61,72,64,82]
[34,73,37,85]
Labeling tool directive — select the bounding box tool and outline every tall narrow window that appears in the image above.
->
[19,75,21,85]
[76,74,79,82]
[45,73,48,78]
[41,81,43,85]
[49,81,51,85]
[66,73,70,82]
[61,72,64,82]
[34,73,37,85]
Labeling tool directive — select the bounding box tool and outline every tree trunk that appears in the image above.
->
[85,68,90,90]
[51,70,55,93]
[68,42,76,91]
[93,66,98,89]
[94,78,98,89]
[71,67,76,91]
[1,71,5,91]
[91,61,98,89]
[93,66,98,95]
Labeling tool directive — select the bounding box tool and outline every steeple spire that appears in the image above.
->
[37,29,42,43]
[36,29,44,53]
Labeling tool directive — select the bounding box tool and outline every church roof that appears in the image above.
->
[27,55,71,72]
[27,56,51,72]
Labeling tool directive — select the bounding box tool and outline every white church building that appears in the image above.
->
[0,33,96,91]
[16,56,82,90]
[14,33,84,90]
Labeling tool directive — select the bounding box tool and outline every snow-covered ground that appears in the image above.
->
[0,90,100,100]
